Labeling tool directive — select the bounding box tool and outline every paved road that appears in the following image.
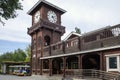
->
[0,75,102,80]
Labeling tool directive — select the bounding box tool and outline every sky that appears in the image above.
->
[0,0,120,54]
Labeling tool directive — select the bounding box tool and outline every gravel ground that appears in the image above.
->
[0,74,102,80]
[0,75,62,80]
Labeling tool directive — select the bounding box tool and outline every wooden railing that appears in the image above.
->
[43,37,80,57]
[42,25,120,57]
[28,19,65,35]
[65,69,120,80]
[43,36,120,57]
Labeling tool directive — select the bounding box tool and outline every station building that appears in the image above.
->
[27,0,120,76]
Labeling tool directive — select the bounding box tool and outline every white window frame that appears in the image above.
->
[105,54,120,72]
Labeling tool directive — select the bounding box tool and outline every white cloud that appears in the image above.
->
[1,0,120,42]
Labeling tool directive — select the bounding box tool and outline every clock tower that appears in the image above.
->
[27,0,66,75]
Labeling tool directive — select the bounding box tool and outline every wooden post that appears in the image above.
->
[80,55,83,69]
[63,57,66,77]
[40,59,43,75]
[100,52,103,70]
[63,41,66,54]
[49,59,52,76]
[78,55,81,69]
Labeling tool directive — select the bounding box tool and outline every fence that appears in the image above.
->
[65,69,120,80]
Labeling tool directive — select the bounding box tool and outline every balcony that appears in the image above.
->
[43,36,120,57]
[43,37,80,57]
[27,19,65,35]
[81,36,120,51]
[42,25,120,57]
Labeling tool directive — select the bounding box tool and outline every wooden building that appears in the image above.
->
[27,0,120,76]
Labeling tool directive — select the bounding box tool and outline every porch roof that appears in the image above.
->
[40,45,120,59]
[9,65,30,68]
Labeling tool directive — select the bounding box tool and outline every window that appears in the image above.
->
[71,40,78,47]
[111,27,120,37]
[109,57,117,69]
[106,54,120,72]
[44,35,50,46]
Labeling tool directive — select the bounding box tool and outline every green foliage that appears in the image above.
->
[75,27,81,34]
[0,48,26,63]
[0,46,30,67]
[24,45,31,62]
[0,0,22,19]
[0,0,23,25]
[13,49,26,62]
[0,45,31,69]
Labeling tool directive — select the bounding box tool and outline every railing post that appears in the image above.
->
[78,37,81,51]
[49,45,51,56]
[63,41,66,54]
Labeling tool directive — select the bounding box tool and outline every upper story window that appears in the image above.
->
[111,27,120,37]
[71,40,78,46]
[44,35,50,46]
[66,41,71,47]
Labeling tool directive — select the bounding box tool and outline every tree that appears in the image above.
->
[24,45,31,62]
[13,48,26,62]
[0,0,23,26]
[0,48,26,62]
[75,27,81,34]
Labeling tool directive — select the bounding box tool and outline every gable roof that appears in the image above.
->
[27,0,66,15]
[64,31,81,41]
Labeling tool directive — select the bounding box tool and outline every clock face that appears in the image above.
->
[47,11,57,23]
[34,11,40,23]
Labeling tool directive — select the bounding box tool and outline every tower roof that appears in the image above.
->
[27,0,66,15]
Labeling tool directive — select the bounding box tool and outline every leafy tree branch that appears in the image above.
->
[0,0,23,26]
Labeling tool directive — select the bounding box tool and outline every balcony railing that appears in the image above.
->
[81,35,120,51]
[28,19,65,35]
[42,25,120,57]
[43,46,50,57]
[43,37,80,57]
[43,36,120,57]
[51,42,64,56]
